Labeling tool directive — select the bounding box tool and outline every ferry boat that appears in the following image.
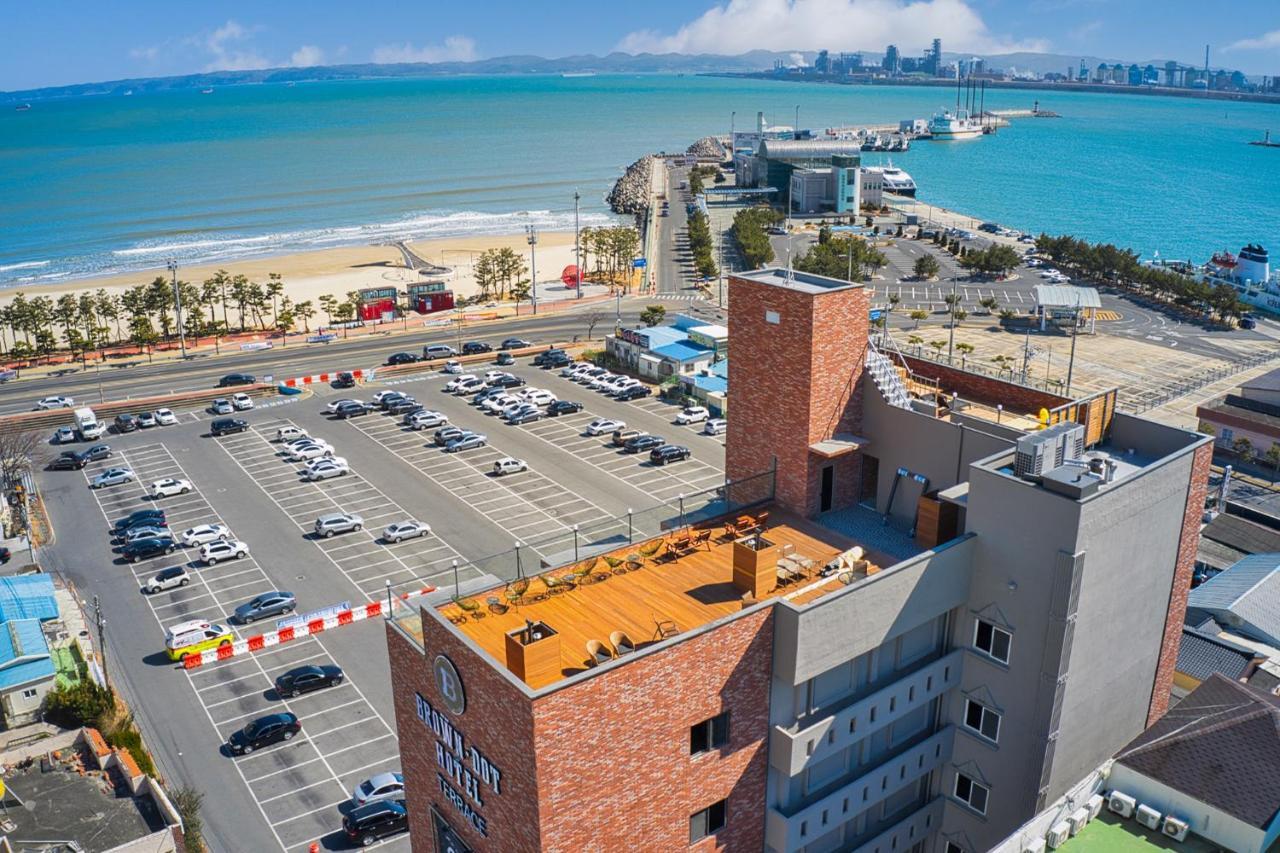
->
[1201,245,1280,313]
[927,108,983,140]
[879,162,917,196]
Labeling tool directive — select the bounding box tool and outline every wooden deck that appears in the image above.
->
[439,509,871,689]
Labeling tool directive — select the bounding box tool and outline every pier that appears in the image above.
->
[391,240,453,276]
[1250,130,1280,148]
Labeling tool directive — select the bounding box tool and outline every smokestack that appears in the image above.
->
[1205,44,1210,73]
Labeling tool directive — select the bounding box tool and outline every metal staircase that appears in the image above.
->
[866,336,912,410]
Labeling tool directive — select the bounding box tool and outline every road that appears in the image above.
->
[654,162,700,296]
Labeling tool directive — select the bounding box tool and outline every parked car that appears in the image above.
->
[48,453,86,470]
[288,443,333,462]
[114,518,167,541]
[492,457,528,476]
[406,410,447,430]
[506,408,541,425]
[546,400,583,417]
[483,394,519,415]
[703,418,728,435]
[624,434,666,454]
[375,391,408,410]
[562,363,592,378]
[614,385,652,401]
[227,712,300,755]
[285,436,328,452]
[34,396,74,410]
[532,348,567,366]
[342,800,408,847]
[142,565,190,594]
[113,413,139,433]
[217,373,256,388]
[111,509,165,534]
[233,591,296,624]
[305,458,350,480]
[650,444,692,465]
[520,389,557,406]
[276,426,307,442]
[445,432,487,453]
[1240,316,1258,330]
[382,520,431,543]
[541,353,572,369]
[585,418,624,436]
[122,536,178,562]
[488,373,527,389]
[675,405,710,425]
[91,467,135,488]
[210,417,249,436]
[200,539,249,564]
[275,664,344,698]
[588,372,619,390]
[423,344,456,360]
[442,360,464,374]
[122,525,169,544]
[445,374,480,393]
[334,401,370,419]
[500,337,533,350]
[209,398,234,415]
[154,408,178,426]
[495,352,515,366]
[332,371,356,389]
[54,425,76,444]
[462,341,492,355]
[433,426,465,446]
[386,398,420,416]
[231,393,254,411]
[611,428,646,447]
[315,513,363,537]
[80,444,112,461]
[150,478,193,498]
[384,351,419,366]
[452,377,486,395]
[181,523,230,547]
[351,772,405,808]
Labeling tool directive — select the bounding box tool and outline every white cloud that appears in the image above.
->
[290,45,325,67]
[1227,29,1280,51]
[617,0,1047,56]
[371,36,477,65]
[130,46,160,62]
[200,19,269,72]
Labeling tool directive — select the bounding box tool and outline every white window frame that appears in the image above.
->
[953,772,989,815]
[963,698,1001,744]
[973,619,1012,665]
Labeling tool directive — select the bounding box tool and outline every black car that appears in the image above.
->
[377,393,409,410]
[624,434,666,454]
[227,712,300,755]
[112,509,165,534]
[649,444,692,466]
[343,800,408,847]
[542,354,572,369]
[217,373,256,388]
[490,373,525,389]
[384,352,419,366]
[274,664,344,698]
[114,517,168,542]
[499,337,533,350]
[614,385,653,401]
[495,352,515,366]
[387,399,421,416]
[81,444,112,461]
[210,418,249,437]
[114,413,139,433]
[462,341,492,355]
[547,400,583,417]
[472,387,504,405]
[48,452,87,470]
[122,536,178,563]
[335,401,370,419]
[332,371,356,389]
[532,348,567,366]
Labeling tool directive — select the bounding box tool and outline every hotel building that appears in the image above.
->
[386,268,1210,852]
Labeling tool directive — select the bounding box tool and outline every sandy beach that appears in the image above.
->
[0,232,582,320]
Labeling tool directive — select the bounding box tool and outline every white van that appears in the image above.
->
[164,619,233,661]
[74,407,105,440]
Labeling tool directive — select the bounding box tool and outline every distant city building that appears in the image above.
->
[814,49,830,75]
[882,44,900,74]
[929,38,942,75]
[1128,63,1142,86]
[1095,62,1109,83]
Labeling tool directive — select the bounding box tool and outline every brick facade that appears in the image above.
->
[390,607,774,853]
[1146,440,1212,725]
[901,356,1070,414]
[726,272,869,518]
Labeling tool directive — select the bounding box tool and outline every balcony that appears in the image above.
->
[848,796,944,853]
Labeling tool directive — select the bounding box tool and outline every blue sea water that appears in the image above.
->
[1,74,1278,286]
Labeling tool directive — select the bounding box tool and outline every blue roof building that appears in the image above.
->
[0,575,58,622]
[607,314,727,382]
[0,619,54,692]
[1188,553,1280,646]
[652,341,713,363]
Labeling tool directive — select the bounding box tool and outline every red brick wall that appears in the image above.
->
[388,616,542,853]
[726,273,870,517]
[1146,440,1212,725]
[901,356,1069,413]
[532,608,774,852]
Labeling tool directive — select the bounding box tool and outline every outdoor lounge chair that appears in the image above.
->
[691,529,712,550]
[638,539,664,564]
[504,577,530,610]
[572,558,599,585]
[541,573,568,595]
[453,596,482,620]
[586,639,615,667]
[609,631,636,655]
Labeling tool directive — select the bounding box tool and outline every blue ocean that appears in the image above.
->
[2,73,1278,285]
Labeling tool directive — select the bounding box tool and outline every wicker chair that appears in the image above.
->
[572,557,599,586]
[609,631,637,655]
[585,639,616,667]
[541,573,568,596]
[504,578,530,610]
[638,539,664,565]
[453,596,482,620]
[603,554,627,575]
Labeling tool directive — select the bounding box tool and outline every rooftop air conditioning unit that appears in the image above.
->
[1136,804,1162,830]
[1023,838,1047,853]
[1087,793,1105,820]
[1162,816,1190,842]
[1015,422,1086,480]
[1068,806,1091,835]
[1046,822,1071,849]
[1108,791,1136,818]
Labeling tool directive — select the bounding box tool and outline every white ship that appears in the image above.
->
[878,161,917,196]
[1200,245,1280,313]
[927,108,983,140]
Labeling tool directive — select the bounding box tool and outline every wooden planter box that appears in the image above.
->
[732,534,779,599]
[505,621,560,687]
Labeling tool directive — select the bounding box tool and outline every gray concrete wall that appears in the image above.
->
[771,535,975,687]
[1109,412,1202,461]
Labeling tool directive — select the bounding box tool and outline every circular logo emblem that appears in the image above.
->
[433,655,466,715]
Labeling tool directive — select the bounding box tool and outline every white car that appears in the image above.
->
[585,418,624,436]
[500,400,534,420]
[154,408,178,426]
[370,390,403,405]
[406,410,448,429]
[34,396,73,410]
[676,406,710,425]
[575,368,607,384]
[451,377,486,395]
[588,373,620,390]
[306,458,350,480]
[605,378,640,396]
[382,520,431,543]
[482,370,509,384]
[483,394,519,415]
[521,389,557,407]
[289,444,333,462]
[142,565,191,594]
[231,393,254,411]
[150,478,193,498]
[442,360,463,374]
[561,363,592,378]
[492,457,528,476]
[284,436,327,451]
[181,524,230,547]
[276,426,307,442]
[325,399,358,414]
[199,539,249,564]
[210,398,234,415]
[703,418,728,436]
[445,374,479,392]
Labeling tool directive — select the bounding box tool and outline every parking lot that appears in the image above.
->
[34,351,727,852]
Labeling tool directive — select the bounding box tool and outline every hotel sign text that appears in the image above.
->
[416,692,502,837]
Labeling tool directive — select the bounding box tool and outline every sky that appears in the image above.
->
[4,0,1279,91]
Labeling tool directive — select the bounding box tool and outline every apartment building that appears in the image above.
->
[385,267,1209,852]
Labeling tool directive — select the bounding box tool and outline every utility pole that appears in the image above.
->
[947,276,958,362]
[794,104,800,138]
[574,192,582,299]
[526,225,538,316]
[730,111,736,148]
[168,260,187,359]
[94,595,110,693]
[1066,300,1080,395]
[717,228,725,308]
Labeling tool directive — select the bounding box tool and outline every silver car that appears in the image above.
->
[91,467,135,488]
[314,513,363,537]
[382,520,431,543]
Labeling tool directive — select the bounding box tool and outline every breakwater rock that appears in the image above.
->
[607,155,654,216]
[686,136,726,160]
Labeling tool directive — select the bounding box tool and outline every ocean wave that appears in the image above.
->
[0,261,50,272]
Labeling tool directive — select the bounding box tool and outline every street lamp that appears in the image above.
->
[451,559,460,599]
[526,225,539,316]
[574,191,583,299]
[947,276,958,362]
[168,260,187,359]
[572,524,580,562]
[794,104,800,138]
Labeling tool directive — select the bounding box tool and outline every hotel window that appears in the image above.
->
[973,619,1012,664]
[963,699,1001,743]
[953,773,990,815]
[690,711,730,755]
[689,799,727,842]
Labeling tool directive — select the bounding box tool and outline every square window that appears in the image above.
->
[690,711,730,755]
[21,688,36,699]
[954,773,990,815]
[690,799,727,842]
[964,699,1001,743]
[974,619,1012,664]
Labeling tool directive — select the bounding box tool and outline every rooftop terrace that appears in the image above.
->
[1065,811,1218,853]
[415,507,895,689]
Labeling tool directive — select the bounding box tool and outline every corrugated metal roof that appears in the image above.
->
[1202,514,1280,554]
[0,618,53,691]
[652,341,714,363]
[629,326,686,349]
[1188,553,1280,646]
[0,575,58,622]
[758,139,865,161]
[1032,284,1102,309]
